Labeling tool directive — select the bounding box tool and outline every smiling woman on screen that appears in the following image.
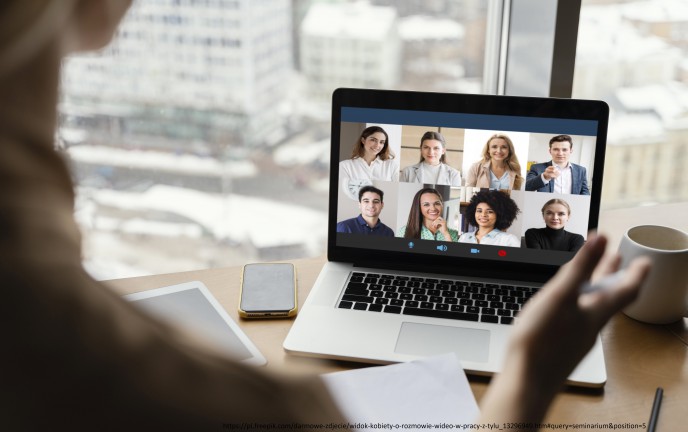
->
[339,125,399,199]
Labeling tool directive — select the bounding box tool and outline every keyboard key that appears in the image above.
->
[352,272,366,278]
[368,304,383,312]
[444,298,458,305]
[501,317,514,325]
[364,277,377,284]
[441,291,456,298]
[398,287,412,294]
[498,309,512,317]
[383,286,397,292]
[506,303,520,311]
[435,303,449,311]
[480,315,499,323]
[482,308,496,315]
[374,298,389,305]
[350,276,364,283]
[415,294,429,302]
[467,306,479,314]
[407,281,421,288]
[338,301,353,309]
[412,288,425,295]
[384,305,402,314]
[450,305,465,312]
[370,291,383,298]
[403,307,479,322]
[475,300,489,308]
[405,300,419,308]
[459,299,473,306]
[471,293,486,300]
[347,282,368,290]
[369,284,383,291]
[399,293,414,300]
[427,289,441,296]
[345,287,369,296]
[384,292,399,299]
[420,302,434,309]
[342,294,374,303]
[490,301,504,309]
[367,273,381,278]
[390,299,404,306]
[410,277,424,282]
[396,276,410,281]
[429,296,443,303]
[425,278,438,284]
[353,303,368,311]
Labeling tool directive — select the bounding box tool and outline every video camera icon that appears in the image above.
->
[436,244,448,252]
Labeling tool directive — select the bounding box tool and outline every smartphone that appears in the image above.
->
[239,263,297,318]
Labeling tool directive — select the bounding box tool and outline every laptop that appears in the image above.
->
[284,88,610,387]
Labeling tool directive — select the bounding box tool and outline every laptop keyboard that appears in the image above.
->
[337,272,540,325]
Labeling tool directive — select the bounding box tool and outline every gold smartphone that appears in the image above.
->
[238,263,297,318]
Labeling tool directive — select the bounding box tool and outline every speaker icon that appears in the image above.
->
[436,244,448,252]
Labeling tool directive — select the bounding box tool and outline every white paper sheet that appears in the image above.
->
[321,354,480,431]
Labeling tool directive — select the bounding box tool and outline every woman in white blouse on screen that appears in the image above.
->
[399,131,461,186]
[339,126,399,199]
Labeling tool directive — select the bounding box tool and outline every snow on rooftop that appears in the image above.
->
[577,5,676,63]
[273,138,330,167]
[607,113,665,144]
[398,16,464,41]
[68,145,257,178]
[301,1,396,40]
[621,0,688,23]
[615,82,688,123]
[87,185,326,249]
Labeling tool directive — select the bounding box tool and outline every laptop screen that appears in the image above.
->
[330,89,608,282]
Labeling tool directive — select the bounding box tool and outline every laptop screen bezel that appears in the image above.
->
[328,88,609,283]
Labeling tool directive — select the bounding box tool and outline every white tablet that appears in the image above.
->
[124,281,266,366]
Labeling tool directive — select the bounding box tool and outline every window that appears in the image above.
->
[572,0,688,209]
[59,0,490,279]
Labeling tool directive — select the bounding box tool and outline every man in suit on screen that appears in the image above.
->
[526,134,590,195]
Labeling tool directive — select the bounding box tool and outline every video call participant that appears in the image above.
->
[399,131,461,186]
[336,186,394,237]
[458,190,521,247]
[526,134,590,195]
[525,199,585,252]
[339,125,399,199]
[397,188,459,241]
[465,134,524,191]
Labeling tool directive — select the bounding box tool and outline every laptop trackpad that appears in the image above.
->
[395,322,490,363]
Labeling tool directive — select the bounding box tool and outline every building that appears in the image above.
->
[299,1,402,101]
[603,82,688,207]
[60,0,294,153]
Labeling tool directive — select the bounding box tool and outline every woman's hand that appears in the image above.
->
[431,217,452,241]
[478,234,651,426]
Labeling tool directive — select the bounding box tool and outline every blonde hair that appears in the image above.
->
[480,134,523,190]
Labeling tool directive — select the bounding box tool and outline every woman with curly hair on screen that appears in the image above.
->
[458,190,520,247]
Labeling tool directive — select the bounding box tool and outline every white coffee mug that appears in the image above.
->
[620,225,688,325]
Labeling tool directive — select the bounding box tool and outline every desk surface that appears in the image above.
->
[107,203,688,430]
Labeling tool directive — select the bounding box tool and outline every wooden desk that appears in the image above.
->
[107,202,688,430]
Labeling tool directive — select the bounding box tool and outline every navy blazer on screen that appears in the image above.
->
[525,161,590,195]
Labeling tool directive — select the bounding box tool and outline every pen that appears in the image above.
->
[648,387,663,432]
